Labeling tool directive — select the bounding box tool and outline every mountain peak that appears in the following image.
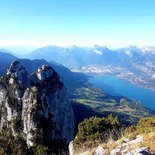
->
[124,45,140,53]
[68,45,79,51]
[7,61,24,74]
[93,45,112,55]
[141,46,155,53]
[7,60,28,85]
[93,44,107,49]
[36,65,54,81]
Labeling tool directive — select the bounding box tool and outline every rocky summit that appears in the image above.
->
[0,60,74,153]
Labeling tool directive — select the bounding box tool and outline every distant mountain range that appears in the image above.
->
[0,45,38,55]
[1,45,155,91]
[21,45,155,69]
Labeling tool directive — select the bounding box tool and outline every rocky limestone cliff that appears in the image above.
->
[0,61,74,149]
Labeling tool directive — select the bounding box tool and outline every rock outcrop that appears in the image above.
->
[0,61,74,149]
[70,133,155,155]
[93,134,154,155]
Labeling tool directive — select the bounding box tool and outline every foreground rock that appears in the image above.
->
[94,134,154,155]
[0,61,74,153]
[71,133,155,155]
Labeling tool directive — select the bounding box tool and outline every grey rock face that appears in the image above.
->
[0,60,74,147]
[7,60,29,85]
[92,135,153,155]
[94,145,106,155]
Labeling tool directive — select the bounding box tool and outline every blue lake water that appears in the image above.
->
[89,75,155,110]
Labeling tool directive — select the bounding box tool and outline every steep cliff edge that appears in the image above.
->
[0,61,74,154]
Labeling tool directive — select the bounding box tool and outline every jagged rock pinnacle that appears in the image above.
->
[36,65,53,80]
[0,61,74,149]
[7,60,28,85]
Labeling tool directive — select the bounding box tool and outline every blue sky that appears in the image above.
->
[0,0,155,48]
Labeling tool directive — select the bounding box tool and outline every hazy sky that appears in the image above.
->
[0,0,155,48]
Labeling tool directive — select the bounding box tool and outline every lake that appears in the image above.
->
[89,75,155,110]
